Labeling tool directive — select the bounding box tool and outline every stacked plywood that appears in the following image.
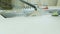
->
[48,0,57,6]
[40,0,57,6]
[12,0,25,9]
[57,0,60,6]
[26,0,58,6]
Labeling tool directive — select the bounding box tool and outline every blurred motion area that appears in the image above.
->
[0,0,60,18]
[0,0,60,10]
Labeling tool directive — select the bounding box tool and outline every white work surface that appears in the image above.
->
[0,15,60,34]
